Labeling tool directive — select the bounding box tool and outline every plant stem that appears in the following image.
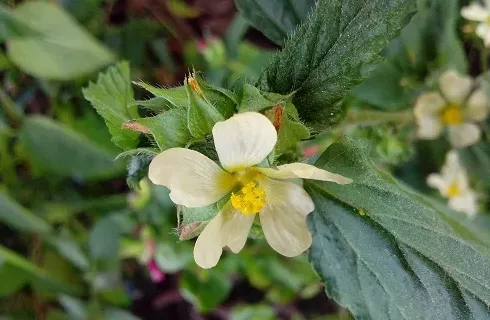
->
[0,88,23,126]
[344,109,414,126]
[481,45,489,72]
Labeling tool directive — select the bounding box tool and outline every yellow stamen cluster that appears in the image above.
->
[447,182,461,198]
[231,182,266,215]
[441,104,462,125]
[487,16,490,25]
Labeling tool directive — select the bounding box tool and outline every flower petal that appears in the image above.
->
[148,148,236,207]
[259,163,352,184]
[427,173,447,194]
[461,3,488,22]
[448,192,478,217]
[416,117,444,139]
[414,92,446,119]
[212,112,277,172]
[465,89,490,121]
[439,71,473,105]
[476,23,490,47]
[258,177,313,257]
[193,203,255,268]
[447,124,481,148]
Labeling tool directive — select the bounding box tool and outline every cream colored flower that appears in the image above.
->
[148,112,352,268]
[427,151,478,218]
[462,1,490,46]
[414,70,489,148]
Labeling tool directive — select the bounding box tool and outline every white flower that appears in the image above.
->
[148,112,352,268]
[414,70,489,148]
[461,1,490,46]
[427,151,478,218]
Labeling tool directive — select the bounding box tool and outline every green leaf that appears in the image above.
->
[0,3,39,41]
[59,295,87,320]
[237,84,290,113]
[49,229,89,271]
[306,138,490,319]
[20,116,124,179]
[180,268,232,313]
[0,192,51,234]
[185,78,225,139]
[154,241,193,273]
[458,142,490,189]
[0,245,79,295]
[104,309,141,320]
[352,0,466,110]
[268,105,310,156]
[235,0,317,45]
[256,0,416,128]
[0,263,30,297]
[83,62,139,150]
[134,82,188,110]
[230,304,276,320]
[6,1,114,80]
[88,216,120,266]
[136,109,190,151]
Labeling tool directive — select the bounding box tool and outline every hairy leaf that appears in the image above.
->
[84,62,139,150]
[235,0,317,45]
[306,138,490,319]
[257,0,416,127]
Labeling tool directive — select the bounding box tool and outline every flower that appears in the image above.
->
[427,151,478,217]
[461,1,490,46]
[148,112,352,268]
[414,70,489,148]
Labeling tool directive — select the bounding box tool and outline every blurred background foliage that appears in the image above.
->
[0,0,489,319]
[0,0,344,319]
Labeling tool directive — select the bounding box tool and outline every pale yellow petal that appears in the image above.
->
[447,124,481,148]
[148,148,236,207]
[193,202,255,268]
[259,163,352,184]
[461,3,488,22]
[212,112,277,172]
[416,117,444,139]
[465,89,489,121]
[448,192,478,217]
[258,177,313,257]
[476,23,490,47]
[427,174,447,194]
[414,92,446,119]
[439,71,473,105]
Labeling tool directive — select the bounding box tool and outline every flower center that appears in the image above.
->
[446,182,461,198]
[441,104,462,125]
[487,16,490,25]
[231,181,266,215]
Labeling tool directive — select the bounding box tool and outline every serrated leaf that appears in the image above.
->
[20,116,124,179]
[352,0,466,110]
[136,108,190,151]
[83,62,139,150]
[235,0,317,45]
[6,1,114,80]
[257,0,416,128]
[305,138,490,319]
[0,192,51,234]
